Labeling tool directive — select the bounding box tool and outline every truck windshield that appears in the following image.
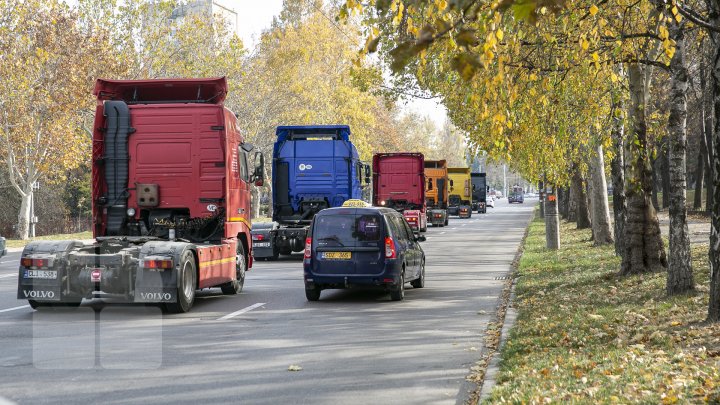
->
[314,214,383,247]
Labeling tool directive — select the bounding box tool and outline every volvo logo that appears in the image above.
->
[207,204,218,212]
[299,164,313,171]
[23,290,55,299]
[140,292,172,301]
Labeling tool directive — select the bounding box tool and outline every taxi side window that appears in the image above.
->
[384,215,402,240]
[391,215,409,241]
[401,219,414,240]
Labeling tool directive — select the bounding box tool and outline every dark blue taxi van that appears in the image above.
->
[303,206,426,301]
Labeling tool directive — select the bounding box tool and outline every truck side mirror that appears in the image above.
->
[253,151,265,186]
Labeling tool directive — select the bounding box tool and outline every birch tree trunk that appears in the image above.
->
[572,168,591,229]
[567,179,578,223]
[17,191,31,240]
[611,95,628,256]
[620,63,667,275]
[559,187,570,219]
[702,62,715,214]
[660,144,671,209]
[589,144,614,245]
[707,10,720,322]
[694,141,706,210]
[666,20,694,295]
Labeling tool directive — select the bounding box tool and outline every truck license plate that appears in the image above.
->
[323,252,351,260]
[253,242,271,248]
[24,270,57,279]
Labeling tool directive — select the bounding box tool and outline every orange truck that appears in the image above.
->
[424,160,449,227]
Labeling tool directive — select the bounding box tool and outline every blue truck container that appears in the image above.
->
[252,125,370,259]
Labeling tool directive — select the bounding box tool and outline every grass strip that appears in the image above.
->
[485,217,720,404]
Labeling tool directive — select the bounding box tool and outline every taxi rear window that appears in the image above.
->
[314,214,383,247]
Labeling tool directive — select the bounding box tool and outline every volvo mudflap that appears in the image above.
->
[17,238,246,313]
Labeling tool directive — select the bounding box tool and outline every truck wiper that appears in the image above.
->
[318,235,345,246]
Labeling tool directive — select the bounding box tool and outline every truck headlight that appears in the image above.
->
[127,208,136,217]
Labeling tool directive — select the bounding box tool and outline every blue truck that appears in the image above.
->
[252,125,370,259]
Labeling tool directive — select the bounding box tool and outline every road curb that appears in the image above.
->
[459,205,535,404]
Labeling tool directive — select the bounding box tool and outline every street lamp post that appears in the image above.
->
[30,181,39,238]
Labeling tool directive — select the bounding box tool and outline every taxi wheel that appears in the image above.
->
[305,287,321,301]
[410,261,425,289]
[390,271,405,301]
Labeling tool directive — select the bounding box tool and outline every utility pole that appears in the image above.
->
[545,185,560,249]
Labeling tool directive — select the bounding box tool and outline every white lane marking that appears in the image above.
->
[0,305,29,314]
[450,228,457,230]
[440,232,446,235]
[0,274,17,279]
[218,303,266,321]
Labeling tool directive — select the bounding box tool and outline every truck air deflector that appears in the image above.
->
[94,77,228,105]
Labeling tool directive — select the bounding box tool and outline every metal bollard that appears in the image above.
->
[545,193,560,249]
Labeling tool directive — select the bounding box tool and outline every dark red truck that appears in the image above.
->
[372,153,427,232]
[17,77,264,313]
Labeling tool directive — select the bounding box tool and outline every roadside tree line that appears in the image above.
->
[341,0,720,322]
[0,0,468,238]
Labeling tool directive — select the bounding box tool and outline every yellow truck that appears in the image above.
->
[447,167,472,218]
[424,160,449,227]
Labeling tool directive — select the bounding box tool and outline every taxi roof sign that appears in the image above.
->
[342,199,371,208]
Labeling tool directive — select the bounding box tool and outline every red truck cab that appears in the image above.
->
[17,78,263,313]
[372,153,427,232]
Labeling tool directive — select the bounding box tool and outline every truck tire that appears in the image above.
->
[221,242,247,295]
[279,247,292,256]
[389,270,405,301]
[444,217,449,226]
[165,251,196,313]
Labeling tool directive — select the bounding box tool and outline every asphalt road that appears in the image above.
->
[0,198,535,405]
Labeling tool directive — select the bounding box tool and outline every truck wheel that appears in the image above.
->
[390,270,405,301]
[279,247,292,256]
[305,287,321,301]
[444,217,449,226]
[221,243,247,295]
[410,261,425,289]
[166,251,196,313]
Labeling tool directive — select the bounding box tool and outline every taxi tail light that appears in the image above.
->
[144,259,174,269]
[252,234,264,241]
[304,237,312,259]
[384,237,396,259]
[21,258,49,268]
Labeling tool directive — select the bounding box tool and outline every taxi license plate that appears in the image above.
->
[253,242,271,248]
[24,270,57,279]
[322,252,351,260]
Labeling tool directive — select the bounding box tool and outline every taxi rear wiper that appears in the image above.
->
[318,235,345,246]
